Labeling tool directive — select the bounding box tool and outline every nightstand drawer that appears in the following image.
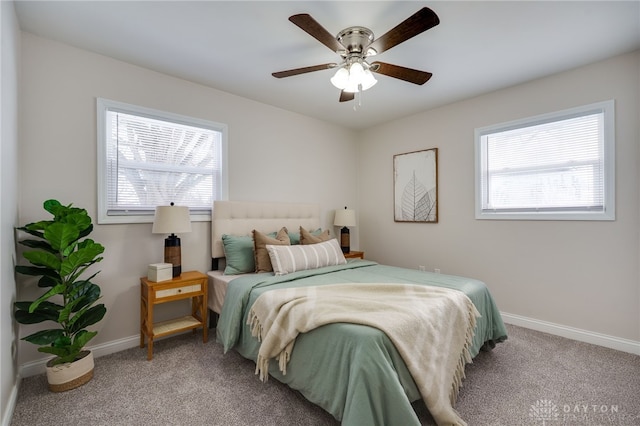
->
[156,283,201,299]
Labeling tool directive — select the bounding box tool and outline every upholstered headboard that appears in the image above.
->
[211,200,321,261]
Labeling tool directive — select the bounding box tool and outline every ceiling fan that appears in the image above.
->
[272,7,440,103]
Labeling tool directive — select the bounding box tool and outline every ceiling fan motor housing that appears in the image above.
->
[336,26,375,57]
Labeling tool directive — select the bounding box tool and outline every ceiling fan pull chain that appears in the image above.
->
[354,86,362,111]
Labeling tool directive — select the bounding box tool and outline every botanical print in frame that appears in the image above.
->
[393,148,438,223]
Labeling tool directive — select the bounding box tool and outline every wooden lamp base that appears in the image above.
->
[340,226,350,253]
[164,235,182,277]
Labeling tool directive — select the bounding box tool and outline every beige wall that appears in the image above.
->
[358,51,640,342]
[16,33,359,366]
[1,1,21,424]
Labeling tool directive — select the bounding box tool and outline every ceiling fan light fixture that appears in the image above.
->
[343,80,360,93]
[330,67,350,89]
[332,61,377,92]
[360,69,377,90]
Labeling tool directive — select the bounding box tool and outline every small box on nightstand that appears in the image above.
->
[147,263,173,282]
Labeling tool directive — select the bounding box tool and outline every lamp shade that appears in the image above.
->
[152,205,192,234]
[334,209,356,227]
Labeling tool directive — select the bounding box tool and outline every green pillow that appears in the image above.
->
[288,228,322,245]
[222,234,255,275]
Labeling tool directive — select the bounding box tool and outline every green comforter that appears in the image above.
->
[217,260,507,425]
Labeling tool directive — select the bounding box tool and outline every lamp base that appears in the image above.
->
[340,227,350,253]
[164,235,182,277]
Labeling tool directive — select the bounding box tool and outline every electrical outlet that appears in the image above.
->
[434,268,441,274]
[418,265,425,272]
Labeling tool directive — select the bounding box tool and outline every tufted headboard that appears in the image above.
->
[211,200,321,265]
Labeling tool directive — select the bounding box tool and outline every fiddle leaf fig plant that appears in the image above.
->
[14,199,106,366]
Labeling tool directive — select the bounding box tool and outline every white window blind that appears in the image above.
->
[475,100,614,220]
[97,98,228,224]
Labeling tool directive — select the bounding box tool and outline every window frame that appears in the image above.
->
[474,100,615,221]
[96,98,228,224]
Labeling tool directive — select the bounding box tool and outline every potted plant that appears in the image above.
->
[14,199,106,392]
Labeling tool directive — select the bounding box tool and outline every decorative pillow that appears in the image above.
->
[267,238,346,276]
[300,226,331,245]
[253,227,290,273]
[221,234,255,275]
[288,227,322,245]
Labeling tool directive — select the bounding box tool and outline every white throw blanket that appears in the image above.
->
[247,283,480,426]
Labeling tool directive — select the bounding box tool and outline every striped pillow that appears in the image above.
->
[266,239,346,276]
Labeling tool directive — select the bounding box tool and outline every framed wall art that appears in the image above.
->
[393,148,438,223]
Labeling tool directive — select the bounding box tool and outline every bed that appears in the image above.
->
[209,201,507,426]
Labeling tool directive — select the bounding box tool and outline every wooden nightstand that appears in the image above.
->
[140,271,208,360]
[344,251,364,259]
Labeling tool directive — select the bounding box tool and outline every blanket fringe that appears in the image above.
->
[249,309,269,381]
[449,302,480,405]
[277,345,292,375]
[247,308,263,342]
[250,309,293,382]
[255,354,270,382]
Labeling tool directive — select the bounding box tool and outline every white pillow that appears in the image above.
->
[266,238,346,276]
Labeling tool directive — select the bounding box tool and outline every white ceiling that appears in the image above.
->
[14,1,640,130]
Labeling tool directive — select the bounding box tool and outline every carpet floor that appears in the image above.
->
[10,324,640,425]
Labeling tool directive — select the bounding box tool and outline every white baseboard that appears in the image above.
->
[1,381,19,426]
[501,312,640,355]
[19,334,140,378]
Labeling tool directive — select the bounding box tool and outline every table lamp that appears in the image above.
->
[334,206,356,253]
[152,203,192,277]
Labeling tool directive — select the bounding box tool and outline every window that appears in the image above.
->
[97,98,228,224]
[475,100,614,220]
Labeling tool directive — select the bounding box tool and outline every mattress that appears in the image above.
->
[207,270,245,314]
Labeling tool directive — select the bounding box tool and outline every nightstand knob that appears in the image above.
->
[177,289,182,293]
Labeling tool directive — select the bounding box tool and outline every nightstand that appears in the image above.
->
[140,271,208,360]
[344,251,364,259]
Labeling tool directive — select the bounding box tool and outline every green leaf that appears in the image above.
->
[68,280,101,312]
[22,250,61,270]
[20,220,51,234]
[72,330,97,351]
[14,301,62,324]
[61,212,91,231]
[43,199,63,215]
[14,308,58,324]
[22,329,65,345]
[18,239,56,254]
[29,283,65,312]
[37,275,60,288]
[52,335,72,348]
[43,222,80,253]
[47,331,96,365]
[60,242,104,276]
[78,224,94,240]
[70,304,106,332]
[57,296,84,325]
[15,265,58,279]
[38,346,72,363]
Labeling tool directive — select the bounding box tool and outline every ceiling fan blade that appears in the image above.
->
[367,7,439,55]
[339,91,355,102]
[289,14,345,53]
[272,63,337,78]
[371,62,433,85]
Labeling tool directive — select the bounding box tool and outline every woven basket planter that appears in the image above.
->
[45,350,94,392]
